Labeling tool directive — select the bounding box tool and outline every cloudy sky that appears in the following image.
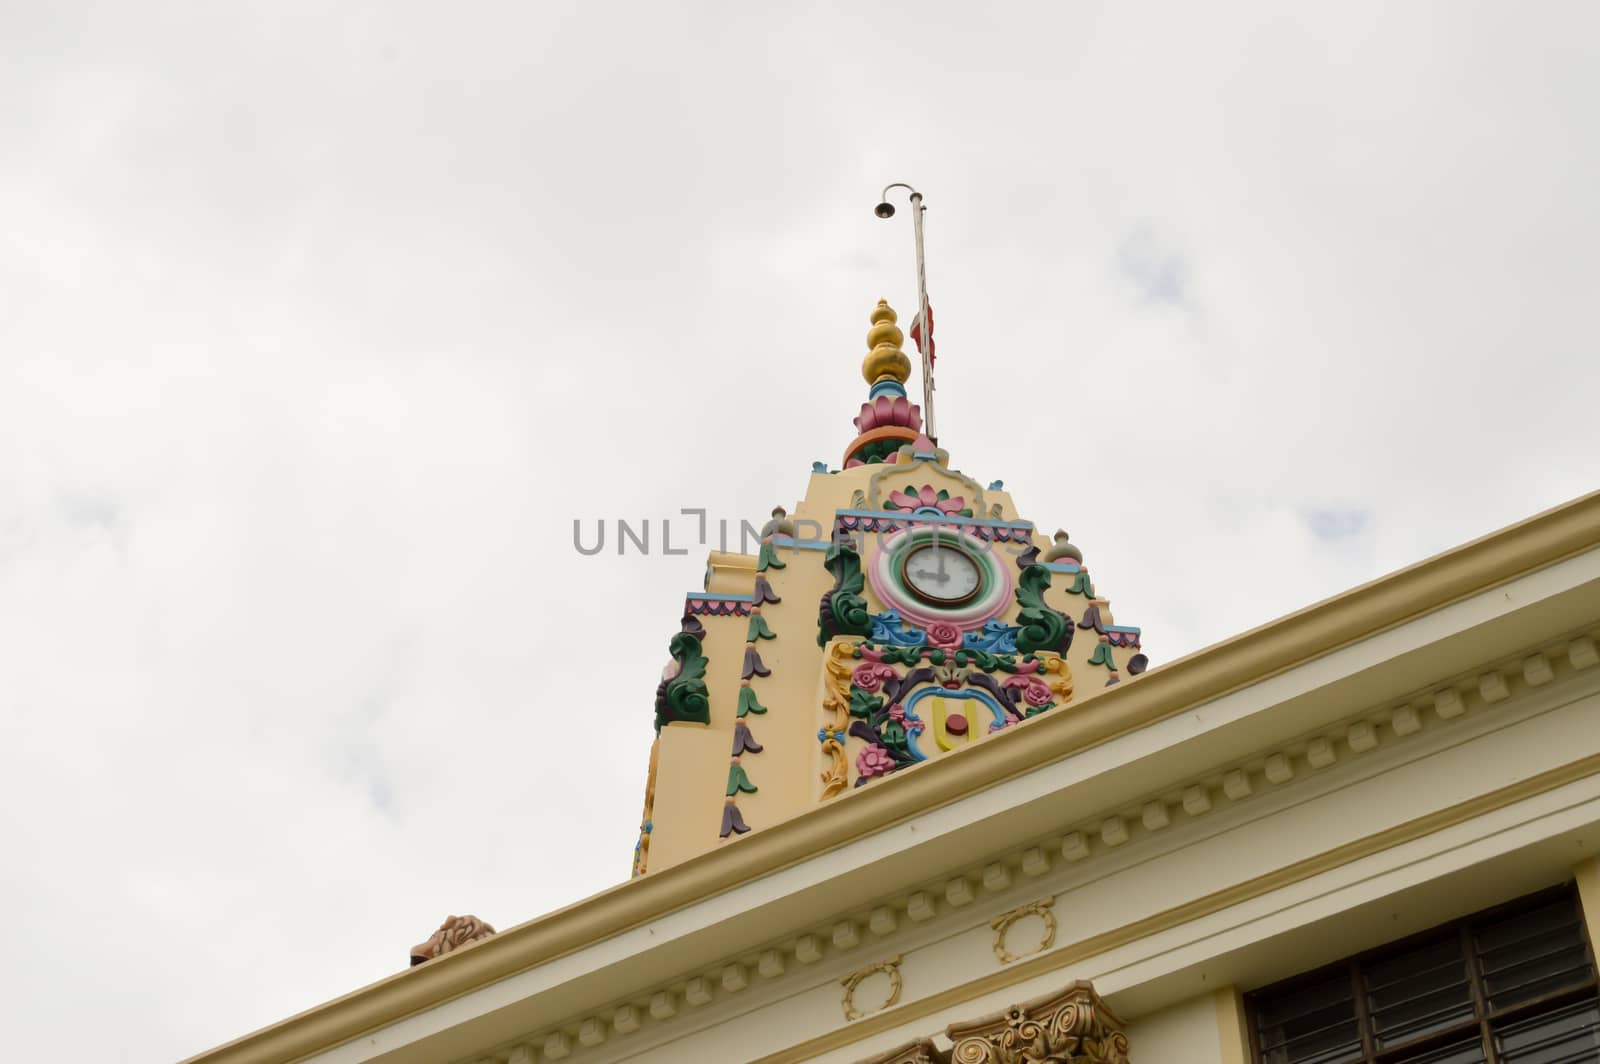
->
[3,2,1598,1059]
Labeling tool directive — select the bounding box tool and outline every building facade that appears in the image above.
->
[187,302,1600,1064]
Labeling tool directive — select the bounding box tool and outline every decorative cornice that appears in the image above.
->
[477,627,1600,1064]
[180,490,1600,1064]
[751,733,1600,1064]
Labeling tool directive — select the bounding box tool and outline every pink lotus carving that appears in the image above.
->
[926,621,964,650]
[856,743,895,779]
[853,395,923,433]
[889,484,967,515]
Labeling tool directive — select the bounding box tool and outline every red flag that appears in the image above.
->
[909,301,935,365]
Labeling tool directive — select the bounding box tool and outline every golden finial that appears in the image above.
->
[861,299,911,385]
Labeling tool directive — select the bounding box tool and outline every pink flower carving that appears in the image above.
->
[888,703,906,722]
[852,663,896,693]
[926,621,963,650]
[888,484,968,515]
[1004,674,1054,707]
[857,744,895,779]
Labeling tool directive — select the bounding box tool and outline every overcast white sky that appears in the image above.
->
[2,3,1598,1060]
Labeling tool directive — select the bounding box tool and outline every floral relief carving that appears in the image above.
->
[990,896,1057,964]
[947,981,1129,1063]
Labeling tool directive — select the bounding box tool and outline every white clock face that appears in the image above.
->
[902,543,983,606]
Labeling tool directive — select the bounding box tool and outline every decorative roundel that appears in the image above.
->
[866,528,1014,629]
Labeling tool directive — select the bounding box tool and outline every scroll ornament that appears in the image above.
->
[947,981,1130,1064]
[819,638,859,799]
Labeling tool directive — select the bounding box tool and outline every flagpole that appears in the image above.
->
[910,191,935,444]
[876,183,936,444]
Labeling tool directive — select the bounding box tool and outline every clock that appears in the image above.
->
[900,542,984,607]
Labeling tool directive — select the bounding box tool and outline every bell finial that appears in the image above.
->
[861,299,911,386]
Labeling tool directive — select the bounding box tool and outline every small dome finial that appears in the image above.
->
[861,299,911,385]
[1042,530,1084,565]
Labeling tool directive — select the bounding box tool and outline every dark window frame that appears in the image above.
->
[1245,883,1600,1064]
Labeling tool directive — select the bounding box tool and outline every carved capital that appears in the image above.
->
[946,981,1128,1063]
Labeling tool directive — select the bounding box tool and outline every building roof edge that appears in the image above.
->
[182,488,1600,1064]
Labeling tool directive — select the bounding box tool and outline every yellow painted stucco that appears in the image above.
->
[645,440,1140,874]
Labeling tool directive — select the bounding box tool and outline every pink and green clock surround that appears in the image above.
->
[866,527,1014,631]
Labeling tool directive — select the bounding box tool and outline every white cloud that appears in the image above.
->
[1,2,1597,1058]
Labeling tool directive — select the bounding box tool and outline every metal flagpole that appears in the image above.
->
[909,191,934,443]
[876,183,936,444]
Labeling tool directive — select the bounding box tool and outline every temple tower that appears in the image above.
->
[635,301,1147,875]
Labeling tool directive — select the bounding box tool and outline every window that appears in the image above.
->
[1247,885,1600,1063]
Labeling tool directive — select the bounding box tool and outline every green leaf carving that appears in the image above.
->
[737,686,768,717]
[726,762,758,796]
[1015,565,1069,655]
[746,613,776,641]
[757,541,787,572]
[655,630,711,732]
[849,688,884,719]
[817,536,872,646]
[963,648,1019,672]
